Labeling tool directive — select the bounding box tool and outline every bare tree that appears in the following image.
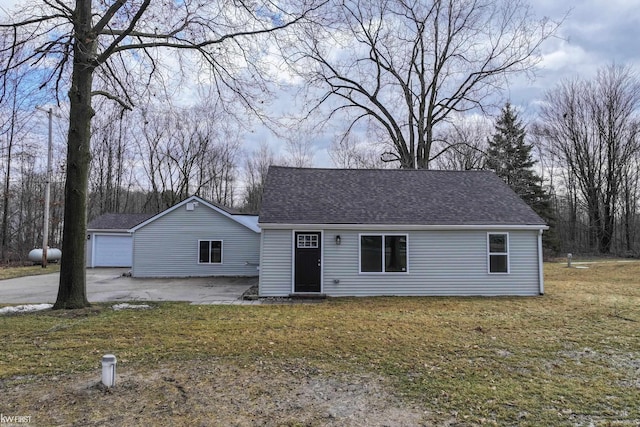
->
[198,141,240,207]
[89,99,136,218]
[432,115,490,170]
[536,64,640,254]
[0,78,30,260]
[284,136,315,168]
[133,101,241,211]
[328,133,389,169]
[189,103,241,207]
[1,0,324,308]
[0,38,46,260]
[620,159,639,254]
[289,0,559,169]
[240,142,279,213]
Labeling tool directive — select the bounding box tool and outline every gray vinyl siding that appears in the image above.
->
[259,228,541,296]
[259,229,293,296]
[132,206,260,277]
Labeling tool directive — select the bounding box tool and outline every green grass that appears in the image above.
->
[1,261,639,425]
[0,264,60,280]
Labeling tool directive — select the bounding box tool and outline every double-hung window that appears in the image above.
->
[488,233,509,273]
[199,240,222,264]
[360,234,407,273]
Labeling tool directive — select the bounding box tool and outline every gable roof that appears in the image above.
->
[88,213,155,231]
[129,195,260,233]
[259,166,546,227]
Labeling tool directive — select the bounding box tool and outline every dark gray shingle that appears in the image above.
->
[88,213,155,230]
[259,166,546,226]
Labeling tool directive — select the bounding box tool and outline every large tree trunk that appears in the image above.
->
[54,1,95,309]
[585,188,601,253]
[600,202,615,254]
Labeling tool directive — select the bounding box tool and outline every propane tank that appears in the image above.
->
[28,248,62,263]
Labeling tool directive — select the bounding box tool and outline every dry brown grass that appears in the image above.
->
[0,264,60,280]
[1,260,639,425]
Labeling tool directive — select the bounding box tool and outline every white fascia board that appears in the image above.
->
[258,223,549,231]
[128,195,260,233]
[194,198,260,233]
[128,195,201,232]
[87,229,131,233]
[230,215,261,233]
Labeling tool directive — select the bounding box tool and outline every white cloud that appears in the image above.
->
[4,0,638,170]
[540,42,590,72]
[0,0,18,14]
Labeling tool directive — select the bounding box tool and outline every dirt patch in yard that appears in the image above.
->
[1,359,430,426]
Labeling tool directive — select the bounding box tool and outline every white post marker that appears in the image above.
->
[101,354,117,387]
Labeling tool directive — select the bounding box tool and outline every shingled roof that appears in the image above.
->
[259,166,546,226]
[88,213,155,230]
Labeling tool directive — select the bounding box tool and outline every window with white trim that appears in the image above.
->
[488,233,509,273]
[360,234,407,273]
[297,234,319,248]
[199,240,222,264]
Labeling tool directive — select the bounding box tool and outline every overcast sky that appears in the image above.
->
[510,0,640,115]
[247,0,640,165]
[1,0,639,167]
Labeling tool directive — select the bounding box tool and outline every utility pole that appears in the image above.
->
[36,106,54,268]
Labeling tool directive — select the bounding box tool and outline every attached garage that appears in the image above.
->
[129,195,260,278]
[92,234,133,267]
[86,213,153,268]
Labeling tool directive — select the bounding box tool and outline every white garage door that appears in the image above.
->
[94,235,133,267]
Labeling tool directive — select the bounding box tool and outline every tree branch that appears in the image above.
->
[92,0,127,35]
[91,90,133,111]
[95,0,150,65]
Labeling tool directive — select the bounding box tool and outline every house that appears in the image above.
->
[128,195,260,277]
[86,213,153,267]
[258,166,548,297]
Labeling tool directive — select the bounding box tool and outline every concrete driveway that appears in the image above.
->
[0,268,257,304]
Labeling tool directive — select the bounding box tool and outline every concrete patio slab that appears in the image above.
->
[0,268,256,305]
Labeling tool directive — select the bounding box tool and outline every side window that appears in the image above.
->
[488,233,509,273]
[360,234,407,273]
[199,240,222,264]
[360,235,383,272]
[385,235,407,272]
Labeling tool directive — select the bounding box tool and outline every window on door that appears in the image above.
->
[297,234,319,248]
[199,240,222,264]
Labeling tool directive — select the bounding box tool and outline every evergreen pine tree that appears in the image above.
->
[486,103,558,253]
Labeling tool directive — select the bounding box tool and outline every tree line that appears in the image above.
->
[0,93,307,262]
[326,64,640,257]
[3,63,639,262]
[455,65,640,257]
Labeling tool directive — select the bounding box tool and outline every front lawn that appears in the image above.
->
[0,261,638,425]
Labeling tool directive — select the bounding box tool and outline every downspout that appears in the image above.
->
[537,229,544,295]
[129,231,135,277]
[90,233,96,268]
